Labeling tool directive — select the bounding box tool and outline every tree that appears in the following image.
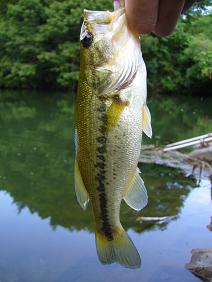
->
[0,0,211,95]
[0,0,112,89]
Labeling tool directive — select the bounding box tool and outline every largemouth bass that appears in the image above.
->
[75,6,152,268]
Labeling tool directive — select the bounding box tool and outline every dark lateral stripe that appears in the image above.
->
[96,101,113,241]
[97,154,106,162]
[99,191,113,240]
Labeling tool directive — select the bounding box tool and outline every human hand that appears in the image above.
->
[125,0,196,36]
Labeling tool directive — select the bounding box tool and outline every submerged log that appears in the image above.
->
[139,144,212,181]
[189,145,212,163]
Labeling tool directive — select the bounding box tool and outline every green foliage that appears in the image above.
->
[142,14,212,95]
[0,0,112,90]
[184,0,212,16]
[0,0,211,94]
[184,15,212,81]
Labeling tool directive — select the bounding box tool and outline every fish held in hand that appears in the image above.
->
[75,6,152,269]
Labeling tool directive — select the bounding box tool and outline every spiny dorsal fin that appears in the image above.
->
[142,104,152,138]
[123,169,148,211]
[74,160,89,210]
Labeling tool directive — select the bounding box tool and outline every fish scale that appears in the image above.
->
[75,7,152,268]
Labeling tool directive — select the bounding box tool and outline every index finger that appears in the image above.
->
[125,0,159,34]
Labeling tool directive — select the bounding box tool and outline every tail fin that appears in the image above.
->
[95,227,141,269]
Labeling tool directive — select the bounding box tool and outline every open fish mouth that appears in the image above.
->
[80,8,125,39]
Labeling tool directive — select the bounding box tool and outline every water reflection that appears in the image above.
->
[0,92,198,234]
[0,92,212,280]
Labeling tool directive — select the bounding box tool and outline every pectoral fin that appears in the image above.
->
[123,169,148,211]
[74,160,89,210]
[106,100,126,132]
[142,104,152,138]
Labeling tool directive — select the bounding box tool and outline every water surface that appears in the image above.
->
[0,92,211,282]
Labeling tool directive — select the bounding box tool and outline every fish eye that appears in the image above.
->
[81,32,93,48]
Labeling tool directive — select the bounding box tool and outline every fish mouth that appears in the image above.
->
[83,8,124,24]
[81,8,125,38]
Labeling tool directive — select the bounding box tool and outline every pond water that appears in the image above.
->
[0,91,211,282]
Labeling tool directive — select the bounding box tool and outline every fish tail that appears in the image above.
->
[95,226,141,269]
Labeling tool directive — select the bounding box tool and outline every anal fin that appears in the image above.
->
[74,160,89,210]
[123,169,148,211]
